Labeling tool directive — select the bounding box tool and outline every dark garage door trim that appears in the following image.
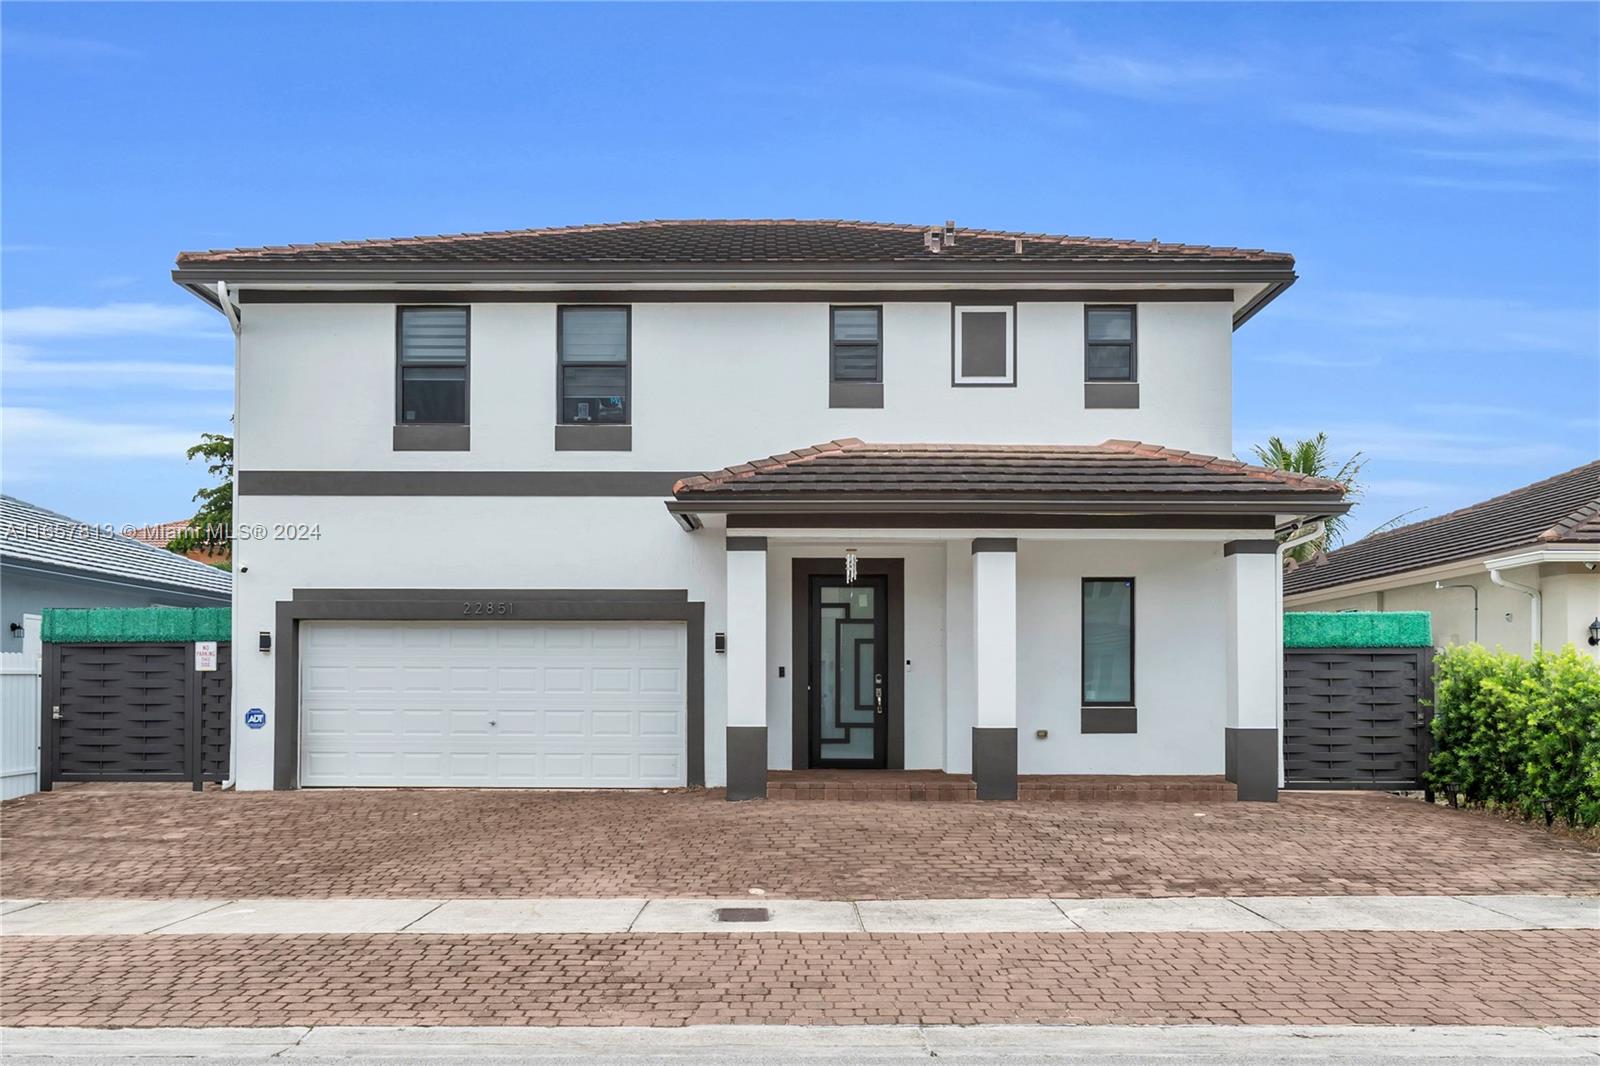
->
[275,589,706,790]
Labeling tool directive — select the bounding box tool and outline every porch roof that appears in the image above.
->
[668,439,1349,527]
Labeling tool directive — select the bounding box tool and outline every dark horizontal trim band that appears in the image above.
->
[725,536,769,552]
[240,470,690,496]
[292,587,688,603]
[726,513,1279,530]
[676,496,1350,517]
[1081,706,1138,734]
[1223,539,1279,556]
[971,537,1018,554]
[230,287,1239,305]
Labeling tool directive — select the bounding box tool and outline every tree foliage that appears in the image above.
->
[167,432,233,569]
[1248,433,1365,564]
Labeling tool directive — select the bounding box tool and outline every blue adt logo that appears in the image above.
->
[245,708,267,730]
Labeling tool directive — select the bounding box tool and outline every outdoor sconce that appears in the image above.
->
[1589,617,1599,646]
[714,632,726,654]
[259,631,272,653]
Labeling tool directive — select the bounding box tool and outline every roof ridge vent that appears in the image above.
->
[925,228,942,253]
[944,219,956,245]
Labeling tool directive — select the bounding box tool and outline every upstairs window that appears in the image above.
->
[1082,578,1135,706]
[559,306,630,424]
[397,307,469,424]
[1085,306,1136,382]
[830,306,882,382]
[953,305,1015,385]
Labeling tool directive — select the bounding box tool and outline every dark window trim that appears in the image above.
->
[1084,304,1137,383]
[1081,576,1135,708]
[395,305,471,427]
[556,304,632,429]
[828,304,883,384]
[950,302,1018,387]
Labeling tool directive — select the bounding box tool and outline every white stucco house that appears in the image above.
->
[173,219,1347,802]
[1286,461,1600,659]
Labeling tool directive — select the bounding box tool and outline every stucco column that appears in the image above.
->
[971,538,1018,800]
[725,536,768,800]
[1225,541,1279,802]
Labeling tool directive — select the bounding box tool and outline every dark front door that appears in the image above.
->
[808,575,889,768]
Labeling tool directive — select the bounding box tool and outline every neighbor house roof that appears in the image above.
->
[176,219,1294,270]
[670,440,1348,519]
[0,496,232,598]
[1284,459,1600,597]
[125,519,230,566]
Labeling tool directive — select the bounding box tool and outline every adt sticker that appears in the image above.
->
[246,708,266,730]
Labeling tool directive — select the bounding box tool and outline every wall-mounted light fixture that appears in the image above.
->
[258,631,272,653]
[7,622,21,636]
[1589,618,1599,647]
[714,632,726,654]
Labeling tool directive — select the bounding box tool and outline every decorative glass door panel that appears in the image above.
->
[809,575,889,768]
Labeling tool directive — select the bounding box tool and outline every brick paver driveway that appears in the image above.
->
[4,784,1597,899]
[5,930,1597,1027]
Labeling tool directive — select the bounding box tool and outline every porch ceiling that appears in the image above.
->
[668,439,1349,529]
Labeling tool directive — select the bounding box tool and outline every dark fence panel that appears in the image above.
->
[1283,646,1434,790]
[41,642,232,790]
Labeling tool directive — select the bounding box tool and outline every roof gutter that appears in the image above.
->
[1488,565,1542,650]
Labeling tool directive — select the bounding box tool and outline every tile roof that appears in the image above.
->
[673,440,1347,504]
[176,219,1293,269]
[1285,459,1600,596]
[0,496,232,598]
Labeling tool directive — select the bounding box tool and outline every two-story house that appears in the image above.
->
[173,219,1347,802]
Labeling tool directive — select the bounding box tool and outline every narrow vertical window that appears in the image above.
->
[558,306,630,424]
[397,307,469,424]
[953,305,1015,385]
[1085,306,1136,382]
[831,306,882,382]
[1082,578,1134,706]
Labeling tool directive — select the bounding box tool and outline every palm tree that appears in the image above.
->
[1248,434,1365,565]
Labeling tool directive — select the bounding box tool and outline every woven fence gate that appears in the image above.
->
[39,608,231,791]
[1282,612,1435,791]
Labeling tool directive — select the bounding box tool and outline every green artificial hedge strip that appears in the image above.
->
[1428,644,1600,828]
[1283,611,1432,648]
[42,607,231,644]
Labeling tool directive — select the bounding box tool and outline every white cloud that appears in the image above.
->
[1,29,138,60]
[1395,174,1557,193]
[1243,420,1577,468]
[1453,51,1590,93]
[1015,25,1250,98]
[1,407,204,461]
[0,303,223,341]
[1272,290,1599,359]
[1,344,231,391]
[1290,97,1600,147]
[1252,351,1381,369]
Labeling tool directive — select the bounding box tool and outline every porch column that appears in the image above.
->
[725,536,768,800]
[971,538,1018,800]
[1225,541,1279,802]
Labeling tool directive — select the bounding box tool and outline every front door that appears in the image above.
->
[808,575,889,768]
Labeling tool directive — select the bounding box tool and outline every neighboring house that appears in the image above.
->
[126,520,230,567]
[172,218,1347,801]
[1285,461,1600,660]
[1,496,233,641]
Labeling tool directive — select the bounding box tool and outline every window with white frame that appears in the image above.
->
[952,305,1014,385]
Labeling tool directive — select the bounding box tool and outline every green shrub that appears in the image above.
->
[1427,644,1600,828]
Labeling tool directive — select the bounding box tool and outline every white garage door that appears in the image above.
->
[299,621,687,788]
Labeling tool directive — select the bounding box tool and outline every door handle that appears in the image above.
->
[874,674,883,716]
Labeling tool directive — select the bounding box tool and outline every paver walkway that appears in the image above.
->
[4,785,1597,899]
[5,930,1597,1028]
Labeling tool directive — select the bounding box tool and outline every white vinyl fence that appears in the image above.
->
[1,613,42,800]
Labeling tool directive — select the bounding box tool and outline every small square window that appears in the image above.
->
[953,305,1014,385]
[1085,306,1136,382]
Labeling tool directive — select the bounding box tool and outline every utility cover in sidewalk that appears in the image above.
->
[714,907,770,923]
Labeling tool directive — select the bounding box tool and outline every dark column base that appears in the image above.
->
[972,726,1018,801]
[1224,728,1238,783]
[1233,727,1278,802]
[726,726,768,801]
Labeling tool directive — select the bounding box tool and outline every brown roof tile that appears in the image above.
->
[176,219,1293,269]
[672,440,1346,503]
[1285,459,1600,596]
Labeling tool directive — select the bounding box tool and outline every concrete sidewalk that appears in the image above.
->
[4,1024,1597,1062]
[2,894,1595,936]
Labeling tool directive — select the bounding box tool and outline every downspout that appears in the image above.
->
[1275,519,1325,789]
[1488,566,1541,650]
[218,282,241,789]
[1434,581,1479,644]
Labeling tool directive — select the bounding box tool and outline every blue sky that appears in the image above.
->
[3,2,1596,541]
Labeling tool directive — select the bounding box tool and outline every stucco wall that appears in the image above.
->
[237,298,1234,472]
